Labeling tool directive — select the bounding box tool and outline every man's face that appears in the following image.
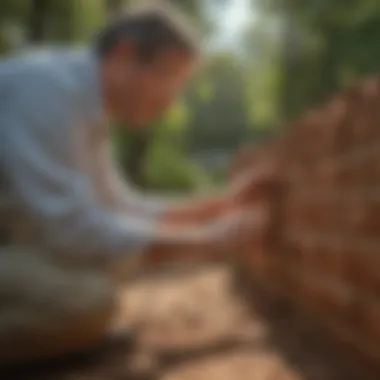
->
[103,43,195,126]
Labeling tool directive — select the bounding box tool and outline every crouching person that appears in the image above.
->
[0,1,274,367]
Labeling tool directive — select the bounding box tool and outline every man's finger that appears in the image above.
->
[228,167,278,204]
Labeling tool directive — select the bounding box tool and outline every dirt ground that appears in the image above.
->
[7,264,374,380]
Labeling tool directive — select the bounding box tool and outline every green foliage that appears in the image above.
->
[253,0,380,122]
[0,0,29,51]
[161,101,189,132]
[71,0,106,42]
[184,52,252,152]
[143,140,213,192]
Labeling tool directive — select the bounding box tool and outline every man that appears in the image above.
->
[0,2,273,367]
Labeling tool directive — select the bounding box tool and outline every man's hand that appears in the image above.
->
[207,205,271,260]
[143,165,277,268]
[151,164,278,226]
[160,194,228,224]
[227,164,278,207]
[143,205,270,267]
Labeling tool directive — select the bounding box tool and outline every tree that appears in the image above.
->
[184,52,251,153]
[27,0,49,42]
[252,0,380,122]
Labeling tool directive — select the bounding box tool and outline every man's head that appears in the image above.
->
[95,2,200,127]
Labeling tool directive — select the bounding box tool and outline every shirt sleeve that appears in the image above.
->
[5,75,156,262]
[95,139,181,218]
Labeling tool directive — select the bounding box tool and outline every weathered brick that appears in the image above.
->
[333,163,353,185]
[283,241,302,263]
[279,266,302,297]
[295,274,351,320]
[318,163,337,188]
[309,278,352,319]
[344,196,367,234]
[357,77,380,144]
[349,296,365,332]
[318,244,347,281]
[316,200,346,232]
[362,199,380,236]
[229,74,380,372]
[310,202,327,230]
[285,198,305,227]
[301,243,319,270]
[346,247,380,295]
[323,96,351,153]
[372,158,380,181]
[361,297,380,346]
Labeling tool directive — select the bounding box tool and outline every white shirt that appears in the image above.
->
[0,48,167,262]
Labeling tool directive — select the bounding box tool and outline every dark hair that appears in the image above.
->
[94,1,200,63]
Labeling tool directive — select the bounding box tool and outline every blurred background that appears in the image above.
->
[2,2,380,379]
[2,0,380,193]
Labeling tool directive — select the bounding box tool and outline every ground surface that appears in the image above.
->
[10,264,372,380]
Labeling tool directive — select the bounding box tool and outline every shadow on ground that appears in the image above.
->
[2,264,377,380]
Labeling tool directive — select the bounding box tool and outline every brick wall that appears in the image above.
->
[231,76,380,370]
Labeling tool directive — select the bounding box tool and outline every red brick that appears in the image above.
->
[362,199,380,236]
[365,158,380,183]
[334,90,362,151]
[319,244,347,281]
[301,244,320,270]
[318,163,338,188]
[280,266,303,298]
[357,78,380,144]
[371,106,380,140]
[229,75,380,370]
[321,200,346,232]
[362,298,380,345]
[285,198,305,227]
[305,203,324,230]
[333,163,356,185]
[349,296,365,332]
[373,158,380,180]
[298,276,352,318]
[298,202,317,230]
[344,196,367,234]
[346,248,380,295]
[353,158,368,185]
[323,97,351,152]
[318,283,352,318]
[283,241,302,263]
[350,111,371,148]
